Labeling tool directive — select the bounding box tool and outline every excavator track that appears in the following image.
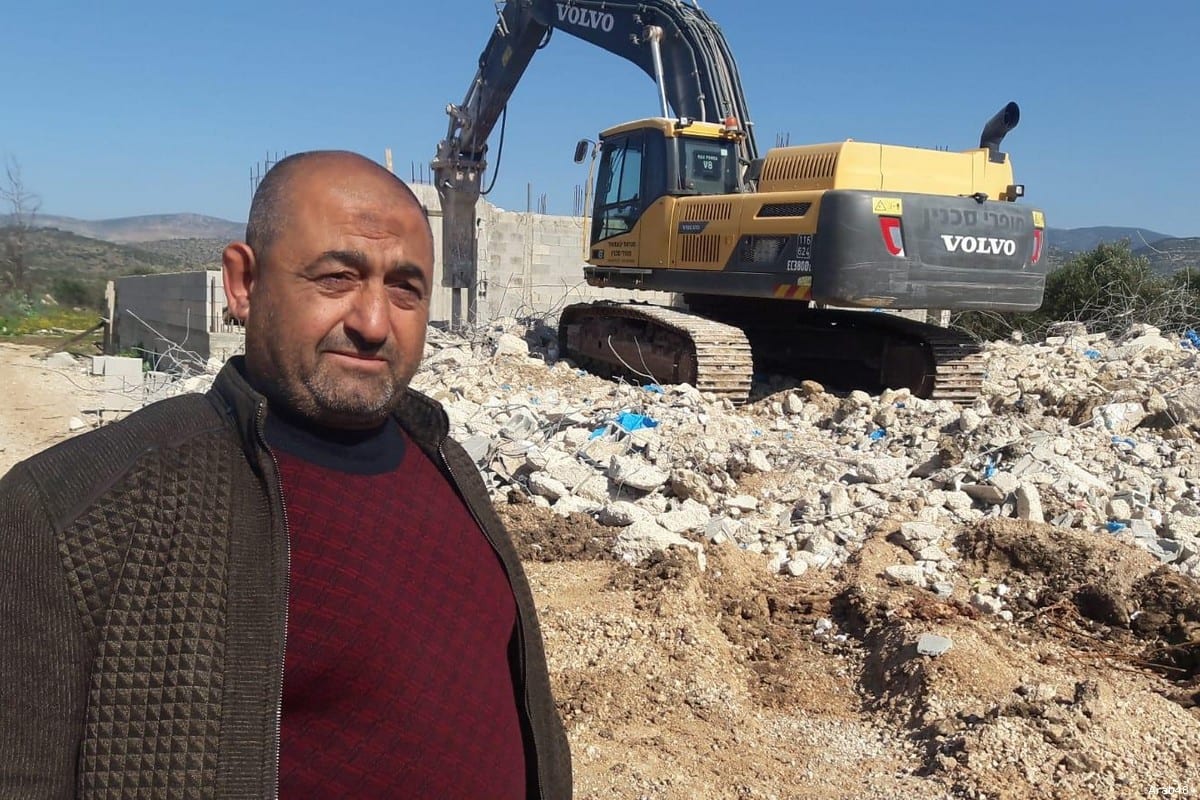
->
[922,326,986,404]
[559,302,754,401]
[560,301,985,405]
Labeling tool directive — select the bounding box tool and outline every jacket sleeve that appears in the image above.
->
[0,463,89,798]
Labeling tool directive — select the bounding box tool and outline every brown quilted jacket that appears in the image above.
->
[0,357,572,798]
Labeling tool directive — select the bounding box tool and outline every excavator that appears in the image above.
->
[432,0,1048,404]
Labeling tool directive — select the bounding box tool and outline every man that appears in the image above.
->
[0,151,572,798]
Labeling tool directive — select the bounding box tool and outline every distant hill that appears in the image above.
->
[133,238,226,267]
[1046,226,1174,253]
[1,226,220,308]
[1135,237,1200,276]
[23,227,178,276]
[1037,227,1198,275]
[3,212,244,244]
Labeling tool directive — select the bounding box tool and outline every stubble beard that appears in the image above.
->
[300,357,411,427]
[246,322,415,430]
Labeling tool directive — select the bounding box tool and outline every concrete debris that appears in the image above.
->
[746,449,773,473]
[528,472,569,501]
[783,559,809,577]
[598,501,651,528]
[1094,402,1147,435]
[917,633,954,657]
[885,565,927,586]
[726,494,759,513]
[896,521,944,553]
[68,417,87,432]
[659,499,713,534]
[45,352,78,370]
[460,434,492,465]
[500,409,541,441]
[962,484,1007,505]
[852,456,909,485]
[493,332,531,359]
[971,593,1005,616]
[608,455,670,492]
[552,495,597,518]
[614,519,706,571]
[1015,483,1044,523]
[146,319,1200,580]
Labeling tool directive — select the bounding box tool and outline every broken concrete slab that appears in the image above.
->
[884,565,926,586]
[614,519,705,570]
[1016,484,1045,523]
[659,499,713,535]
[917,633,953,657]
[598,501,651,527]
[608,455,670,492]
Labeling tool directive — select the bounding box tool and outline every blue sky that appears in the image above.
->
[3,1,1197,235]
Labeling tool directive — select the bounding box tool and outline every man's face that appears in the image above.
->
[240,166,434,429]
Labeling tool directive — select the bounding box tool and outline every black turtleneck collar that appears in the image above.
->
[263,408,406,475]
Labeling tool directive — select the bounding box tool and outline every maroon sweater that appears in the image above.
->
[267,415,526,797]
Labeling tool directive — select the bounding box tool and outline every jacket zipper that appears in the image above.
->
[256,402,291,800]
[439,442,544,800]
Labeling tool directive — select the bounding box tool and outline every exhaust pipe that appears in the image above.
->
[979,101,1020,158]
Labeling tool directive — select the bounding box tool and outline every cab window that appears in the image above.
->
[592,129,667,243]
[594,134,643,241]
[679,137,737,195]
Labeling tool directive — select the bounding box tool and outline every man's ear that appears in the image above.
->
[222,242,257,323]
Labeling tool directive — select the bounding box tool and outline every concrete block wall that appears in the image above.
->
[112,270,231,369]
[410,184,675,326]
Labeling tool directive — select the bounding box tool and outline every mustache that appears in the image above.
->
[317,332,395,360]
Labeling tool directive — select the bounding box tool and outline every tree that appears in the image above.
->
[954,241,1200,342]
[1037,240,1157,331]
[0,157,41,297]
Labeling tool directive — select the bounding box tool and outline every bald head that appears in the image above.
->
[245,150,430,259]
[222,148,436,429]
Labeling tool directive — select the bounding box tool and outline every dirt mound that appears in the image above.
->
[492,497,1200,798]
[827,518,1200,799]
[956,518,1200,687]
[499,499,616,562]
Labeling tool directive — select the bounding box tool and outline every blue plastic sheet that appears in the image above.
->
[615,412,659,432]
[643,384,665,394]
[1182,330,1200,350]
[869,429,887,441]
[1106,521,1127,533]
[1083,349,1101,359]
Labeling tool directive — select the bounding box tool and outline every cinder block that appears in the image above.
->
[103,356,144,380]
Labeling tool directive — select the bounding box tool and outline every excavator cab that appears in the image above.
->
[590,124,663,243]
[582,118,745,266]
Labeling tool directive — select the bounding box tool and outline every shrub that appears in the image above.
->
[50,275,105,308]
[954,242,1200,342]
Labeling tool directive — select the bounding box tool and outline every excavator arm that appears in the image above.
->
[431,0,757,325]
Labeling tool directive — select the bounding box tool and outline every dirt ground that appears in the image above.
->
[0,342,122,473]
[3,341,1199,799]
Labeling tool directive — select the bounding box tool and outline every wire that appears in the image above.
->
[606,335,657,381]
[481,105,507,197]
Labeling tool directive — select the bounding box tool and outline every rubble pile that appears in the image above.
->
[153,320,1199,588]
[406,321,1200,590]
